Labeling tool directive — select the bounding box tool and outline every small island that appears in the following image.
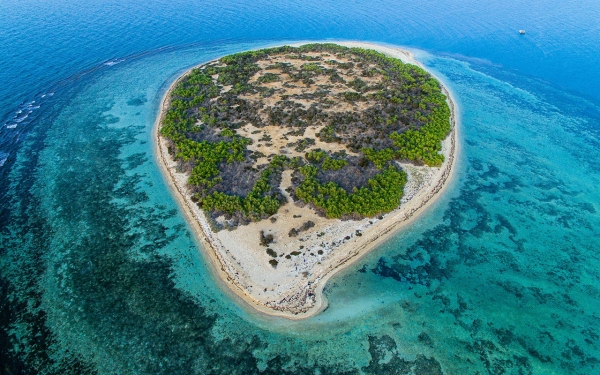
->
[155,42,458,319]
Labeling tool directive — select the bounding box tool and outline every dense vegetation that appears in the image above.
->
[295,164,407,218]
[197,155,287,221]
[160,43,451,226]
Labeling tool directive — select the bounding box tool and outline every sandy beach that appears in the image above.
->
[153,41,460,320]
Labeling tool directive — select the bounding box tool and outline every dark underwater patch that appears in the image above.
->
[127,96,148,106]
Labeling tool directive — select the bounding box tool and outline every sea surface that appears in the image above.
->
[1,1,600,374]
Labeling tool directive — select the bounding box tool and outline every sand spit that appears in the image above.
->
[154,42,459,320]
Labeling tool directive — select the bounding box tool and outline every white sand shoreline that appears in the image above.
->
[153,41,459,320]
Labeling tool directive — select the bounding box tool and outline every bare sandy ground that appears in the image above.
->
[153,42,459,319]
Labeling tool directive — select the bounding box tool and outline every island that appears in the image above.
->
[155,42,458,319]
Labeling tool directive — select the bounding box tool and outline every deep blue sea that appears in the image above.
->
[1,1,600,374]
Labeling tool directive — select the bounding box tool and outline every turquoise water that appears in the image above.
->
[2,1,600,374]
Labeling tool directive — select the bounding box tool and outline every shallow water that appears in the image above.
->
[2,1,600,374]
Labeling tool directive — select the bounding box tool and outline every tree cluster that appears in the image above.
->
[160,44,452,225]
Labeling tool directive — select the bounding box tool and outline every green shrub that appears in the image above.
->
[296,166,407,218]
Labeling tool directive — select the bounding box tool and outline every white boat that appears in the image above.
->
[519,30,526,35]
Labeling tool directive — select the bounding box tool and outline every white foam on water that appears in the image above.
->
[0,151,8,167]
[14,114,28,123]
[104,59,125,66]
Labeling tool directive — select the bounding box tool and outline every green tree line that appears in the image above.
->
[296,164,407,218]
